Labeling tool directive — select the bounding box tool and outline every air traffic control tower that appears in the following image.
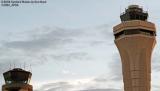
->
[113,5,156,91]
[2,68,33,91]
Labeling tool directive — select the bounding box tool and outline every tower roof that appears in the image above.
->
[128,5,139,8]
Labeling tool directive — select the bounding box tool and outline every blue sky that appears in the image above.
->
[0,0,160,91]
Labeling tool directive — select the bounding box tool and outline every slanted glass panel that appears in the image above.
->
[3,71,31,84]
[114,31,124,39]
[130,13,135,20]
[10,89,19,91]
[140,29,156,36]
[124,29,140,35]
[114,29,156,39]
[6,81,12,84]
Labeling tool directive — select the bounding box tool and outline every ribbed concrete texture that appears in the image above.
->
[113,5,156,91]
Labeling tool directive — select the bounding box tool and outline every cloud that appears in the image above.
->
[93,77,108,83]
[36,82,73,91]
[3,27,78,52]
[0,24,124,91]
[78,89,121,91]
[0,24,115,91]
[152,46,160,72]
[0,24,113,77]
[107,53,122,81]
[34,77,122,91]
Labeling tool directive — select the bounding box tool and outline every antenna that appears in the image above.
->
[9,63,11,70]
[14,62,15,68]
[146,5,148,11]
[20,63,22,69]
[127,0,131,6]
[24,62,26,70]
[30,64,32,72]
[144,1,149,13]
[120,5,122,14]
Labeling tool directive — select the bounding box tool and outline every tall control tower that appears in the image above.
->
[2,68,33,91]
[113,5,156,91]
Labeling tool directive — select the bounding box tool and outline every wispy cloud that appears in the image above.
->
[0,24,113,78]
[107,53,122,81]
[35,77,122,91]
[78,89,121,91]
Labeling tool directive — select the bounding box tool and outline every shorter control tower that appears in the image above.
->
[2,68,33,91]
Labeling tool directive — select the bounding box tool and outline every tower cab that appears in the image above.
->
[114,5,156,39]
[2,68,33,91]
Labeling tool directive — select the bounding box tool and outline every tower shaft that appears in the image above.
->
[115,35,155,91]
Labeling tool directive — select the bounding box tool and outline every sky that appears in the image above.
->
[0,0,160,91]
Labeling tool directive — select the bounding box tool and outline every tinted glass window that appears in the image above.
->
[114,29,156,39]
